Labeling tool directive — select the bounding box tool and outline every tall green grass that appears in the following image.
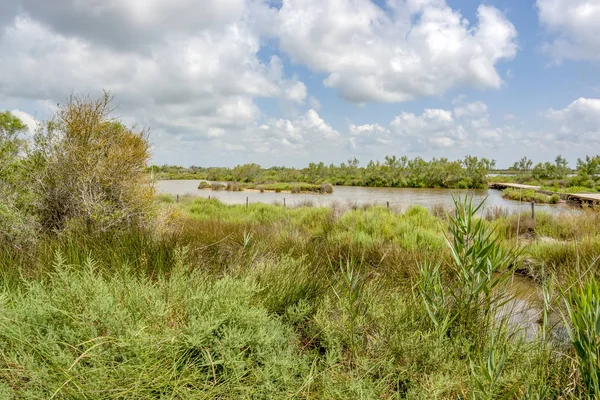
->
[564,276,600,397]
[0,196,597,397]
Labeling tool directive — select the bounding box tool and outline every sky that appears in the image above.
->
[0,0,599,168]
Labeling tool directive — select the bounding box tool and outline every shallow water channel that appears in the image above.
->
[156,180,581,216]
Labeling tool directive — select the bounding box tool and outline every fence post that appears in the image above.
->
[176,194,179,204]
[531,201,535,220]
[246,197,249,209]
[386,201,389,210]
[283,198,286,208]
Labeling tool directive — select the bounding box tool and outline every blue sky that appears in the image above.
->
[1,0,599,168]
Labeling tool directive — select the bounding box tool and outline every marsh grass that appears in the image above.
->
[211,182,225,191]
[226,182,243,191]
[503,188,557,204]
[563,274,600,397]
[0,196,597,397]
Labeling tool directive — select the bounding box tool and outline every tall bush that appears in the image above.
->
[31,92,154,233]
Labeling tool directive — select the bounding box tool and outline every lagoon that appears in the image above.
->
[156,180,578,215]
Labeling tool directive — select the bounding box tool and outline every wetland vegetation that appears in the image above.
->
[2,94,600,398]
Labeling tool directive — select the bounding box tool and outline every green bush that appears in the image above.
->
[31,92,154,233]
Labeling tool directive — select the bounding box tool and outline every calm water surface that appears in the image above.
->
[156,180,579,215]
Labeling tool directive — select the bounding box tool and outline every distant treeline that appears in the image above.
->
[152,154,600,191]
[489,155,600,190]
[150,156,495,189]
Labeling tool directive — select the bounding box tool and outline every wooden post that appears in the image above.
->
[386,201,390,210]
[531,201,535,220]
[283,198,286,208]
[176,194,179,203]
[208,195,211,200]
[246,197,249,209]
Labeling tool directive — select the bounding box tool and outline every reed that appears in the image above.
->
[564,275,600,397]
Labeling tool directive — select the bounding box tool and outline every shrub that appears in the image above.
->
[226,182,242,192]
[319,182,334,194]
[549,194,560,204]
[197,181,211,189]
[211,182,225,191]
[30,92,154,233]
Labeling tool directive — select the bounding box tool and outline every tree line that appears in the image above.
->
[153,153,600,191]
[152,155,496,189]
[508,155,600,187]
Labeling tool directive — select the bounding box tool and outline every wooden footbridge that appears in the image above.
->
[488,183,600,206]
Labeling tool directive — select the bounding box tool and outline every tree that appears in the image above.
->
[463,155,495,189]
[577,156,600,179]
[0,111,27,184]
[232,163,261,183]
[31,92,154,232]
[554,155,570,179]
[0,111,37,246]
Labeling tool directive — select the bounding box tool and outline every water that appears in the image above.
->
[156,180,578,215]
[499,274,568,343]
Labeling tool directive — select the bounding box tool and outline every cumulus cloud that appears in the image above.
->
[537,0,600,61]
[241,109,342,156]
[276,0,517,103]
[0,1,306,149]
[0,0,537,166]
[389,108,465,151]
[454,101,488,118]
[544,98,600,143]
[348,123,392,152]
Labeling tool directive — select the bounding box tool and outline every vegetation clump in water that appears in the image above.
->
[502,188,561,204]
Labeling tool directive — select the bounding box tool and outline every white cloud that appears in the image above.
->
[240,109,342,156]
[389,108,467,151]
[471,117,490,130]
[276,0,517,103]
[454,101,488,118]
[308,96,322,111]
[0,2,307,148]
[348,123,392,151]
[284,81,308,104]
[430,137,454,148]
[1,0,590,167]
[537,0,600,61]
[544,97,600,143]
